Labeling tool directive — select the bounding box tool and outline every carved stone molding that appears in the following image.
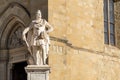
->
[0,49,8,61]
[9,47,28,63]
[0,3,30,49]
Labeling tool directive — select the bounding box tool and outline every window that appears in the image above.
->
[104,0,115,45]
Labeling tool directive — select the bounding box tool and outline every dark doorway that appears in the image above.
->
[12,61,27,80]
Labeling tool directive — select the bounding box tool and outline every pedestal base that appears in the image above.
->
[25,65,50,80]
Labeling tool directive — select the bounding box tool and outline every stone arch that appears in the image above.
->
[0,3,30,49]
[6,19,25,49]
[0,2,30,18]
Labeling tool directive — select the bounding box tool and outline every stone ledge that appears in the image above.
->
[25,65,50,72]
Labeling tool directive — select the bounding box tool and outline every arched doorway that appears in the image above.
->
[0,3,31,80]
[0,15,30,80]
[6,20,28,80]
[5,19,29,80]
[12,61,27,80]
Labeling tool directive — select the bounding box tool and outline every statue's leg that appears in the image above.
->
[38,46,45,65]
[36,48,41,65]
[45,44,49,63]
[41,45,46,65]
[32,46,41,65]
[46,43,49,56]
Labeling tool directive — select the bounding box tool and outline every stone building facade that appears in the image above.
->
[0,0,120,80]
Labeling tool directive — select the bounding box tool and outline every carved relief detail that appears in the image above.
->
[51,45,66,54]
[8,27,25,49]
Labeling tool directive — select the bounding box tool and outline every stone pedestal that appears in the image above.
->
[25,65,50,80]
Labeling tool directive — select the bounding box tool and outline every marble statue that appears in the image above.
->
[22,10,53,65]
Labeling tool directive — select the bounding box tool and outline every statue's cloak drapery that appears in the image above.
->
[25,20,53,55]
[26,23,34,55]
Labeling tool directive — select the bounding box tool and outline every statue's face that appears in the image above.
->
[36,10,42,19]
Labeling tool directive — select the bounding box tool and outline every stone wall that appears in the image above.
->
[115,1,120,48]
[49,42,120,80]
[48,0,104,52]
[48,0,120,80]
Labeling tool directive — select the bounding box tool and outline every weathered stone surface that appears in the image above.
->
[115,1,120,48]
[48,0,120,80]
[48,0,104,52]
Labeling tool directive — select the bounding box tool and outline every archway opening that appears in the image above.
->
[12,61,27,80]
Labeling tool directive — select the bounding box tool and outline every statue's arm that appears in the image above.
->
[45,20,54,33]
[23,27,30,40]
[22,27,31,47]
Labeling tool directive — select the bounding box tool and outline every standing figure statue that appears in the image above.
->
[22,10,53,65]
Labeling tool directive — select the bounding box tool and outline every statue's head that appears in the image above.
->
[36,10,42,19]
